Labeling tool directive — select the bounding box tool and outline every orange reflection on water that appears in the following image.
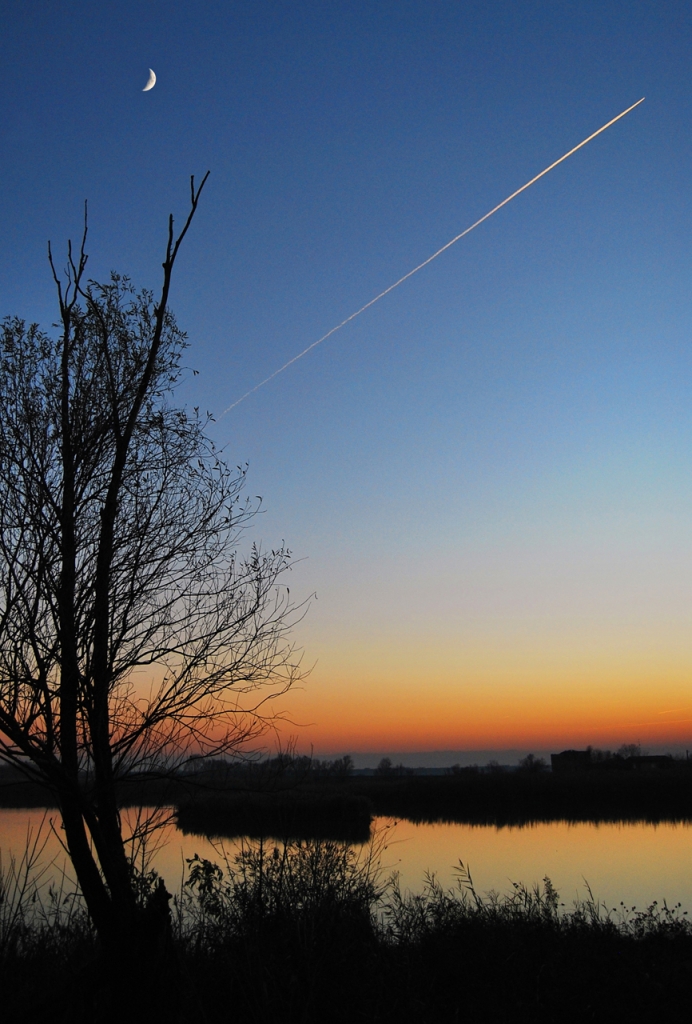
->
[380,817,692,913]
[3,810,692,917]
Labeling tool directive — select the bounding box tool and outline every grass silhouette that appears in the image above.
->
[2,828,692,1023]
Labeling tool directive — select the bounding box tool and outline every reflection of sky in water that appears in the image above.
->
[3,809,692,915]
[374,818,692,913]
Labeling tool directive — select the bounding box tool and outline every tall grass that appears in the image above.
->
[0,817,91,960]
[180,832,386,939]
[3,825,692,1022]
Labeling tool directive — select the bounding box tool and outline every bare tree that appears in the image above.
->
[0,176,302,948]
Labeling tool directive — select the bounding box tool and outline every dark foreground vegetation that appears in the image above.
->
[2,835,692,1024]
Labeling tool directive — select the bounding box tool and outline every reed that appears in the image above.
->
[2,829,692,1022]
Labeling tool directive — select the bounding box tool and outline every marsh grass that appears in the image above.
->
[0,818,90,958]
[3,826,692,1023]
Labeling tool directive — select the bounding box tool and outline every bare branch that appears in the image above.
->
[0,175,303,945]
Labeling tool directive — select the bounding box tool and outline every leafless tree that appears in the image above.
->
[0,175,303,948]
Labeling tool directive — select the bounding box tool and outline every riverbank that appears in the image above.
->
[349,768,692,826]
[174,770,692,841]
[5,762,692,837]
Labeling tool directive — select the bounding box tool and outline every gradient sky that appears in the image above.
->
[2,1,691,759]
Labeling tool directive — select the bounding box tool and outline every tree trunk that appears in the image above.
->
[59,791,114,939]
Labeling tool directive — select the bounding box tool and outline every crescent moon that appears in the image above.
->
[143,69,156,92]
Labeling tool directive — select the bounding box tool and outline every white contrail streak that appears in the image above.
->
[220,98,644,417]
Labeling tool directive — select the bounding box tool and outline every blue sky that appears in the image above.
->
[2,0,691,755]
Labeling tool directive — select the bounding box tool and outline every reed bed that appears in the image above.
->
[2,827,691,1023]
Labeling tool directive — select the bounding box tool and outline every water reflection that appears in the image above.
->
[379,817,692,913]
[2,808,692,915]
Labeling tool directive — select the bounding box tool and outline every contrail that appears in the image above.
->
[220,97,644,417]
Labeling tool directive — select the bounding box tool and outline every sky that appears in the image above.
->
[1,0,691,762]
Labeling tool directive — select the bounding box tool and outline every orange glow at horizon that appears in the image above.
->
[284,635,692,754]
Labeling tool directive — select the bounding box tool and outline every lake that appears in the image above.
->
[2,807,692,914]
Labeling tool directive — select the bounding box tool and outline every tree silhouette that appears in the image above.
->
[517,753,548,773]
[0,176,302,949]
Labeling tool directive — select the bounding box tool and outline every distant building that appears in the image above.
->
[551,750,676,773]
[551,750,591,773]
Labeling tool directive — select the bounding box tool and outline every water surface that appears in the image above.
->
[2,808,691,913]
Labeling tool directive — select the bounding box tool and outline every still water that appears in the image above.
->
[2,808,692,913]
